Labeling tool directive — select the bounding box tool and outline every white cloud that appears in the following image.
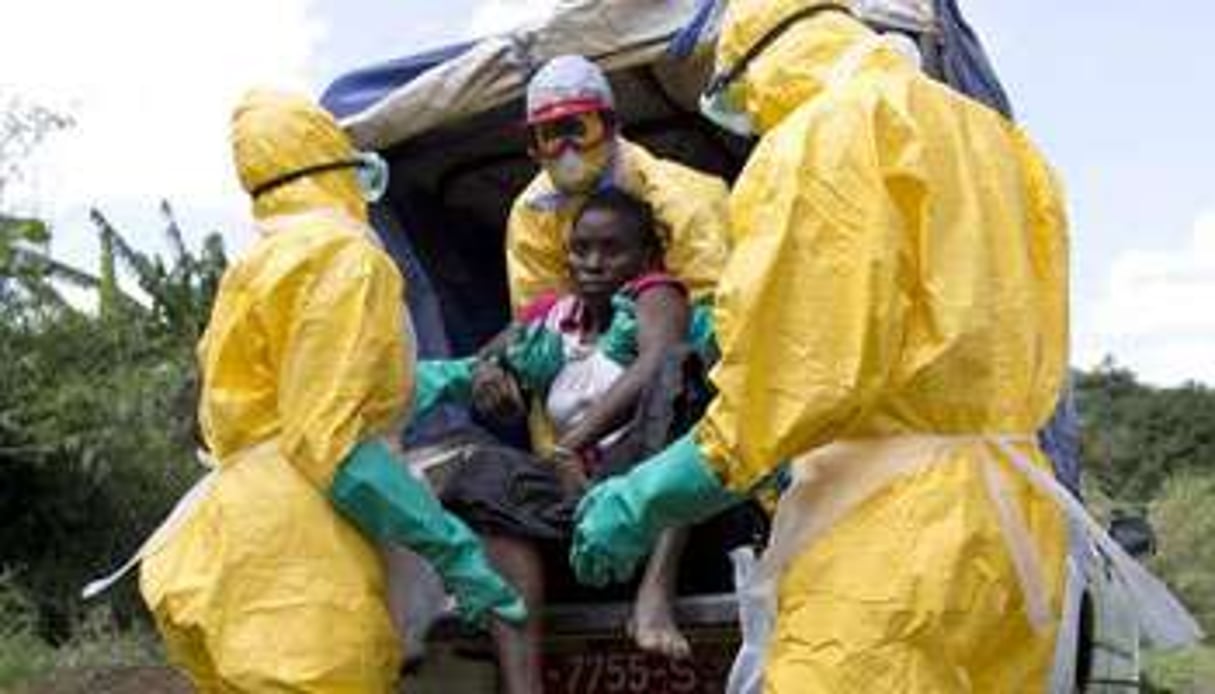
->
[1078,212,1215,385]
[468,0,558,39]
[0,0,327,266]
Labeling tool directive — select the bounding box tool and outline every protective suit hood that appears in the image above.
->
[231,89,368,224]
[716,0,909,134]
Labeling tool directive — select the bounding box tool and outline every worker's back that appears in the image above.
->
[859,69,1067,437]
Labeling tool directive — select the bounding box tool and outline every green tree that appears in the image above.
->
[1151,472,1215,634]
[0,205,226,638]
[1076,360,1215,503]
[89,202,226,338]
[1,94,228,639]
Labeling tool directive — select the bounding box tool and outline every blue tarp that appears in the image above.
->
[933,0,1014,119]
[322,4,1016,140]
[321,41,475,120]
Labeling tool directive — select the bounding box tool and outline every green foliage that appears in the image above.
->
[1076,360,1215,503]
[0,95,227,679]
[1150,472,1215,634]
[1144,645,1215,694]
[89,203,227,338]
[0,207,225,643]
[0,314,196,635]
[0,572,164,691]
[0,571,55,688]
[1076,365,1215,688]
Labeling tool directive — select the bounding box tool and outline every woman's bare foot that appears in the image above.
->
[628,528,691,659]
[628,589,691,660]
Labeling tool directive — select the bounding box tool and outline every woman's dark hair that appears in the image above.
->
[574,186,663,257]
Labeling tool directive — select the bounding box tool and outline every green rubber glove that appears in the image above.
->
[329,439,527,627]
[570,433,744,587]
[687,303,717,356]
[412,357,476,417]
[500,322,565,392]
[597,295,640,365]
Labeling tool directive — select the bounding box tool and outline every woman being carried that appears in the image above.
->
[414,187,713,693]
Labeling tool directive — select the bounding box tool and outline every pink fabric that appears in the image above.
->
[517,272,688,335]
[516,290,562,324]
[622,271,687,299]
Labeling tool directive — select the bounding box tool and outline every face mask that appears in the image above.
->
[547,148,604,193]
[698,86,756,138]
[353,150,389,203]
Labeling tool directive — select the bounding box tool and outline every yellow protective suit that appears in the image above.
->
[506,137,731,310]
[140,90,411,692]
[692,3,1070,691]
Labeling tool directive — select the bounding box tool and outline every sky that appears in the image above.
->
[1,0,1211,386]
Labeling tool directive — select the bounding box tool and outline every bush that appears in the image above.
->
[1,206,221,644]
[0,312,199,641]
[0,572,166,691]
[1144,645,1215,694]
[1150,472,1215,635]
[1077,366,1215,503]
[0,572,55,688]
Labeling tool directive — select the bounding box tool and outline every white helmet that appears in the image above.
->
[525,55,615,125]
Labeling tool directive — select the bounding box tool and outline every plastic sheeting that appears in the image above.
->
[933,0,1015,119]
[330,0,705,151]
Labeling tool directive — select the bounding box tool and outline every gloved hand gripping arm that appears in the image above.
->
[570,433,746,587]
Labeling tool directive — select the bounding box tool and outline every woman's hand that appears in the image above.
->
[550,446,590,499]
[470,360,526,425]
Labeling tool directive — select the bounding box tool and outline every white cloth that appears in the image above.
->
[541,295,630,448]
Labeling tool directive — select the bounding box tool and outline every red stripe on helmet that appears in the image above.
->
[526,97,612,125]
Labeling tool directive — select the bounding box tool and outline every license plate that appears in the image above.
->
[541,636,735,694]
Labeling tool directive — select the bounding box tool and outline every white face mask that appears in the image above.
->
[353,150,389,203]
[698,88,756,138]
[548,149,597,192]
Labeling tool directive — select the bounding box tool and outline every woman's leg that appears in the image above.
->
[629,527,692,659]
[484,534,545,694]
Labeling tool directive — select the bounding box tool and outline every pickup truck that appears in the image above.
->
[320,2,1149,690]
[408,593,743,693]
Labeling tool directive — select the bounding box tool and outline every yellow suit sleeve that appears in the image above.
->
[696,102,913,492]
[505,185,571,312]
[274,238,411,489]
[637,154,732,304]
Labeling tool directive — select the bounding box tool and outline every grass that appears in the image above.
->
[0,628,55,691]
[0,573,54,689]
[0,574,164,693]
[1144,644,1215,694]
